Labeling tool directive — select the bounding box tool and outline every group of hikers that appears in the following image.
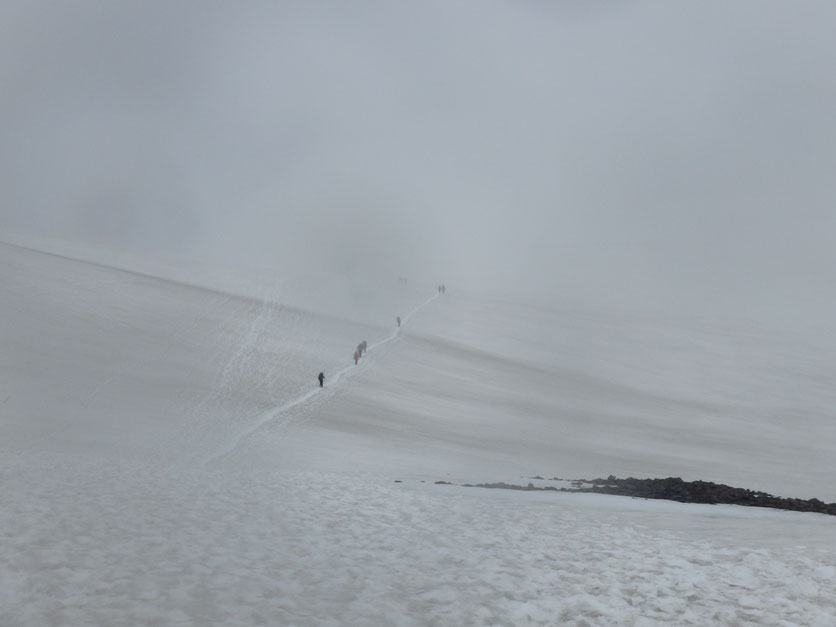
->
[317,339,368,387]
[317,283,446,388]
[353,340,368,365]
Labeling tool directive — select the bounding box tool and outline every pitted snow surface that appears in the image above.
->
[3,457,835,626]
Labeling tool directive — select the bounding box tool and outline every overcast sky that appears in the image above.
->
[1,1,834,322]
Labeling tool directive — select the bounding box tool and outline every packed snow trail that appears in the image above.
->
[208,292,438,465]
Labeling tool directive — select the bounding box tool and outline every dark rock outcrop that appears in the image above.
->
[570,476,836,516]
[452,476,836,516]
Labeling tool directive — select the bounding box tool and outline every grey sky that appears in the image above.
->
[1,1,835,322]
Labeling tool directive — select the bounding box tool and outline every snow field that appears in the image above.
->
[2,456,835,626]
[2,240,836,625]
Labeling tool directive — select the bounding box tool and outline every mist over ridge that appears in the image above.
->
[1,1,835,328]
[3,7,836,622]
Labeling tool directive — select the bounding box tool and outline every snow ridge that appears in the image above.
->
[208,292,438,465]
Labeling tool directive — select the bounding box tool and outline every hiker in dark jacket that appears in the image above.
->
[318,372,325,387]
[360,340,367,355]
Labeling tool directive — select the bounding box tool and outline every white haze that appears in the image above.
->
[1,1,835,329]
[3,5,836,623]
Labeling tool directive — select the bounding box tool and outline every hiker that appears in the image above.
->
[361,340,367,355]
[354,350,359,365]
[357,342,364,358]
[396,316,401,327]
[318,372,325,387]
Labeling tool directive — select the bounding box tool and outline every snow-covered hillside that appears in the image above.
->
[2,241,835,625]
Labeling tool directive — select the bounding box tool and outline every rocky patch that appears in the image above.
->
[448,475,836,516]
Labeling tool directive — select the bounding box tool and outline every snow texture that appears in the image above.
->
[2,239,835,626]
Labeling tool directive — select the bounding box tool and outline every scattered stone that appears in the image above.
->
[435,480,452,485]
[393,480,402,483]
[461,482,559,492]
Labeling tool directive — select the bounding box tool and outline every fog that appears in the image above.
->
[1,1,835,325]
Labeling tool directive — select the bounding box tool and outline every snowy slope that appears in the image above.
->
[284,290,836,500]
[1,241,835,626]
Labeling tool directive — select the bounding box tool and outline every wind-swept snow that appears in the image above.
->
[210,293,437,464]
[2,241,835,625]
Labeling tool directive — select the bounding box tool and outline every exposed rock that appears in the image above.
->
[446,475,836,516]
[571,476,836,516]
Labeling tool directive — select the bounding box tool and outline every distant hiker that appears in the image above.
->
[354,350,359,365]
[361,340,367,354]
[396,316,401,327]
[357,342,364,357]
[318,372,325,387]
[442,284,446,294]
